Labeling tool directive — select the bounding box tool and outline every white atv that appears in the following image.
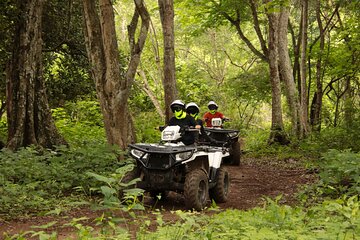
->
[126,125,230,211]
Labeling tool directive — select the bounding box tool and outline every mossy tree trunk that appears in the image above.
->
[6,0,67,150]
[266,5,289,145]
[82,0,149,149]
[158,0,177,123]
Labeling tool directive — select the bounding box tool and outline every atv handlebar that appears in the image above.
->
[223,118,230,122]
[156,125,200,132]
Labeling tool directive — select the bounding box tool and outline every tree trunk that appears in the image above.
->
[310,0,324,131]
[299,0,310,138]
[336,6,355,128]
[83,0,148,149]
[267,10,289,145]
[6,0,67,150]
[158,0,177,123]
[137,69,165,119]
[278,7,302,137]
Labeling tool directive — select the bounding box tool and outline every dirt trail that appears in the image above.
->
[0,159,315,239]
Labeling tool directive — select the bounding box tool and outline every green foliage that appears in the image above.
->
[4,196,359,239]
[87,164,145,211]
[53,100,103,126]
[316,149,360,197]
[0,0,17,100]
[0,144,122,218]
[176,61,212,106]
[0,116,7,143]
[133,112,163,143]
[44,52,95,107]
[138,196,360,239]
[301,121,360,152]
[226,64,271,104]
[52,100,106,147]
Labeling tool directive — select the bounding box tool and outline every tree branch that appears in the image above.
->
[249,0,268,58]
[126,0,150,88]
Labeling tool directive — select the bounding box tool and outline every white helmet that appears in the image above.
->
[185,102,200,114]
[207,101,218,109]
[170,100,185,111]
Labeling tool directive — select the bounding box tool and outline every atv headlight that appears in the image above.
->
[228,132,239,138]
[131,149,147,159]
[176,151,193,161]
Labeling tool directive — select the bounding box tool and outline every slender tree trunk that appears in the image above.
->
[278,7,301,137]
[310,0,324,131]
[336,7,355,128]
[299,0,310,138]
[289,18,301,92]
[343,77,353,127]
[83,0,149,149]
[267,10,289,145]
[158,0,177,123]
[6,0,66,150]
[137,69,165,119]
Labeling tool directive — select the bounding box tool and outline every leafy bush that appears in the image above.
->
[52,101,107,148]
[52,100,103,127]
[133,111,163,143]
[0,144,124,217]
[5,196,359,239]
[56,121,106,148]
[0,117,7,143]
[301,121,360,152]
[317,149,360,197]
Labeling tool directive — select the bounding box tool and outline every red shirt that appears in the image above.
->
[203,111,224,127]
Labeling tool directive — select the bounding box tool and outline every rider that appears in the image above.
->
[168,100,199,145]
[203,100,226,127]
[186,102,218,144]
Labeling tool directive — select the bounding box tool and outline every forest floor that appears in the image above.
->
[0,156,317,239]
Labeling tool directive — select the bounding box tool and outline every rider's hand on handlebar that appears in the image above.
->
[155,126,165,131]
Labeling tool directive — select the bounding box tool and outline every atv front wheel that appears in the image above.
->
[184,169,209,211]
[119,166,141,199]
[210,167,230,203]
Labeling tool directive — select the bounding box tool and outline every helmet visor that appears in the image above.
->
[171,105,183,113]
[186,107,198,115]
[208,105,218,110]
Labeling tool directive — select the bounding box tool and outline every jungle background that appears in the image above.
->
[0,0,359,239]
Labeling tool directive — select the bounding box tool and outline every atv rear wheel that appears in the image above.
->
[184,169,209,211]
[210,167,230,203]
[229,141,241,166]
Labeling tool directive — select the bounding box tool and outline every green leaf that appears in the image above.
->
[31,221,58,229]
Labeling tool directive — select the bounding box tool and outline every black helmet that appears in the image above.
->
[185,102,200,115]
[170,100,185,112]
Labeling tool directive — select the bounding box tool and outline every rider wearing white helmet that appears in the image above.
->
[168,100,198,145]
[203,100,225,127]
[186,102,218,144]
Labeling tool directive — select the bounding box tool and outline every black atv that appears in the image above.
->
[203,118,241,166]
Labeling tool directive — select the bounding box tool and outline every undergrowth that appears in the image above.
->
[5,196,359,239]
[0,144,124,218]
